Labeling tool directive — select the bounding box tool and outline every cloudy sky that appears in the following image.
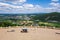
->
[0,0,60,13]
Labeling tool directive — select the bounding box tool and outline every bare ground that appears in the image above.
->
[0,27,60,40]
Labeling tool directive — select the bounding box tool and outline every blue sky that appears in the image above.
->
[0,0,60,13]
[27,0,50,7]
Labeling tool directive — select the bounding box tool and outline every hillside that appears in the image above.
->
[0,12,60,28]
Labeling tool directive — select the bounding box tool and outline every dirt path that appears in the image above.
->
[0,27,60,40]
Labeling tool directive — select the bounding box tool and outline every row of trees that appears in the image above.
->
[0,21,60,28]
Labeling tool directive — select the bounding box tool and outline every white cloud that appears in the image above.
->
[0,2,24,13]
[0,2,43,13]
[11,0,26,5]
[2,0,26,2]
[44,7,56,12]
[51,0,59,2]
[19,0,26,3]
[49,0,60,12]
[0,0,60,13]
[50,2,60,7]
[0,0,26,5]
[23,4,34,8]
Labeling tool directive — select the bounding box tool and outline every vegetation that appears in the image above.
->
[0,12,60,28]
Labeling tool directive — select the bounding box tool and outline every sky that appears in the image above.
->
[0,0,60,14]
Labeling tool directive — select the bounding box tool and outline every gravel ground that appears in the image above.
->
[0,27,60,40]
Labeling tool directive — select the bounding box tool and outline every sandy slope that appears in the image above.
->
[0,27,60,40]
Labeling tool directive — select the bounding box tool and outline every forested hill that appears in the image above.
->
[31,12,60,22]
[0,12,60,22]
[45,12,60,22]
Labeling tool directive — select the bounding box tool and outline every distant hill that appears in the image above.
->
[31,12,60,22]
[0,12,60,22]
